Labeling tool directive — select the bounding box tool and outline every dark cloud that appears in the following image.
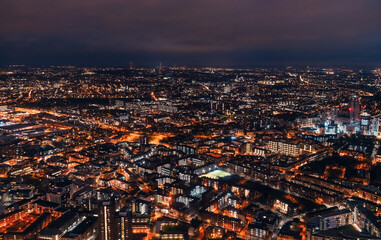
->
[1,0,380,66]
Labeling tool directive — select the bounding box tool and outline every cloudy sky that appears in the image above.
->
[1,0,380,67]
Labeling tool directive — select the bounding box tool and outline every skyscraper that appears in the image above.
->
[349,96,361,122]
[116,208,133,240]
[99,200,117,240]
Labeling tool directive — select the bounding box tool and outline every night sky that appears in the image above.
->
[1,0,381,67]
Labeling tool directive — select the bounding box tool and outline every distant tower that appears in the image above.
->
[159,62,162,71]
[129,61,133,70]
[349,96,361,122]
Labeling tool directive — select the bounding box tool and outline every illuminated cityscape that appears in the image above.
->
[1,0,381,240]
[0,66,381,240]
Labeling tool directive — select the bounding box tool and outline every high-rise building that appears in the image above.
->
[116,208,133,240]
[349,96,361,122]
[98,200,117,240]
[372,116,381,137]
[360,112,371,134]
